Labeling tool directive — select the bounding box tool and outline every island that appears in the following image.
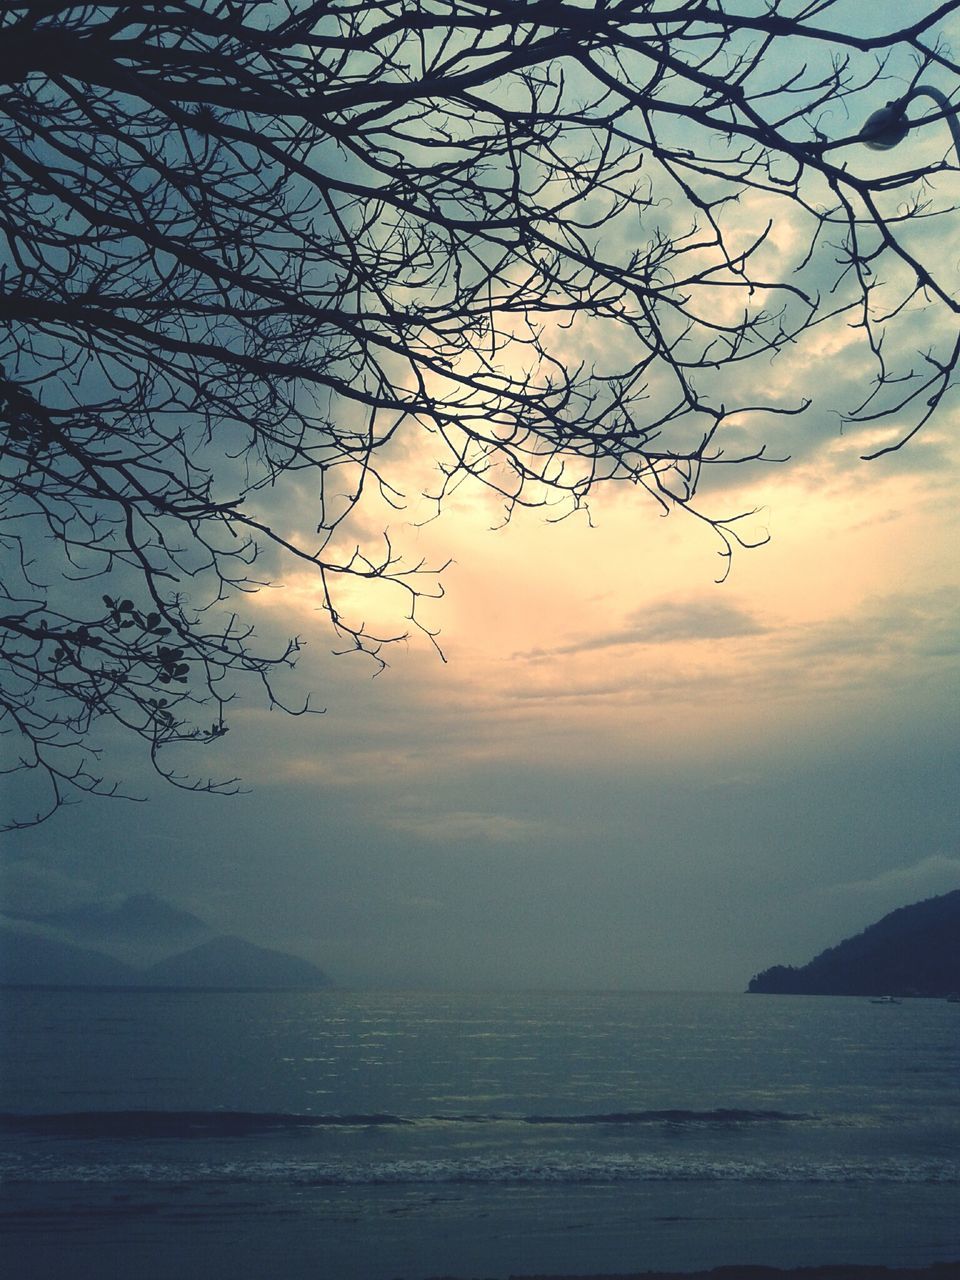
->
[748,888,960,997]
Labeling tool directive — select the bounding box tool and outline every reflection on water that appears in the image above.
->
[1,990,958,1278]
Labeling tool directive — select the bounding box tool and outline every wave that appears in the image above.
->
[0,1107,807,1138]
[2,1150,958,1188]
[0,1111,411,1137]
[522,1109,808,1125]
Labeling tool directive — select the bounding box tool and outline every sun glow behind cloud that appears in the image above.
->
[224,51,960,982]
[8,4,959,994]
[240,386,959,805]
[244,2,960,769]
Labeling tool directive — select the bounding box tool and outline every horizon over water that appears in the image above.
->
[1,988,958,1279]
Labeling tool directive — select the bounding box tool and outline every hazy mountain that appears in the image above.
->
[748,889,960,996]
[139,936,331,989]
[36,892,209,942]
[0,926,134,987]
[0,892,215,968]
[0,904,331,990]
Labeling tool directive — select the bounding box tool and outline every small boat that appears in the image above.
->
[947,993,960,1004]
[869,995,901,1004]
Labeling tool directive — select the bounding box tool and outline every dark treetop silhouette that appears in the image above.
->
[1,1,958,826]
[748,889,960,998]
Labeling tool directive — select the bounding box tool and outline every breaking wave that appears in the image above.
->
[0,1107,808,1139]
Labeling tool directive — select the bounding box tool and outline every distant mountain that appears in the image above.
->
[36,892,209,943]
[0,906,331,990]
[139,936,331,990]
[748,889,960,997]
[0,927,134,987]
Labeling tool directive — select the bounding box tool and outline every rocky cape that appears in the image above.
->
[748,889,960,997]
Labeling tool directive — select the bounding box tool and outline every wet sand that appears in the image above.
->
[3,1178,958,1280]
[508,1267,960,1280]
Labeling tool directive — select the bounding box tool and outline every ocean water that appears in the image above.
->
[1,988,958,1279]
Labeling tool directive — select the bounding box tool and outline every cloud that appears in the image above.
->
[396,895,444,912]
[822,854,960,906]
[387,810,551,844]
[786,589,960,667]
[519,598,766,660]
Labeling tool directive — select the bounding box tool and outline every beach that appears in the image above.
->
[2,989,958,1280]
[3,1181,959,1280]
[3,1149,958,1280]
[514,1268,960,1280]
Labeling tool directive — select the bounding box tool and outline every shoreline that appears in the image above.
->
[4,1180,958,1280]
[506,1267,960,1280]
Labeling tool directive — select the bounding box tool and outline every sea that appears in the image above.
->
[1,988,958,1280]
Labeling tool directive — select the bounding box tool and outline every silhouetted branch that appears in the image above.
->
[2,0,956,824]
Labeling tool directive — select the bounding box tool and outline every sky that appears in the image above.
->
[2,2,959,991]
[4,402,957,990]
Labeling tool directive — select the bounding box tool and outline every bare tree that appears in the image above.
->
[2,0,957,826]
